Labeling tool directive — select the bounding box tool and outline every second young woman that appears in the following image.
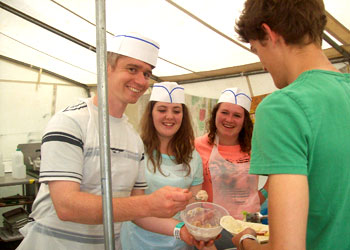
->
[121,82,204,250]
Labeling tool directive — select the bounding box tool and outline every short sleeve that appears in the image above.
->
[40,113,84,183]
[250,92,311,176]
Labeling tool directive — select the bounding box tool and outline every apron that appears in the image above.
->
[209,136,260,220]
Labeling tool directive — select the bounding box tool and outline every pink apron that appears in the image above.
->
[208,136,260,219]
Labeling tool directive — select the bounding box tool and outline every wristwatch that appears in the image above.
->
[173,222,185,240]
[239,234,258,250]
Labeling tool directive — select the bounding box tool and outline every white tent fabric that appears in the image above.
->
[1,0,349,85]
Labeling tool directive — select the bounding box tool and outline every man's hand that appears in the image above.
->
[148,186,192,218]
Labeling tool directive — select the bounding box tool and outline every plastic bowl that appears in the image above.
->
[180,202,229,242]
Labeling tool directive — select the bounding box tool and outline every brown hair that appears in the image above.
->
[206,103,253,154]
[107,52,120,68]
[235,0,326,46]
[140,101,195,176]
[107,52,155,69]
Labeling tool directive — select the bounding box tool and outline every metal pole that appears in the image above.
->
[95,1,115,249]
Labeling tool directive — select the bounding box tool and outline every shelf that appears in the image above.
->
[0,173,37,187]
[0,173,38,243]
[0,227,23,242]
[0,200,34,208]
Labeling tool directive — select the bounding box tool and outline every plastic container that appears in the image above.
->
[12,149,26,179]
[180,202,229,242]
[0,152,5,177]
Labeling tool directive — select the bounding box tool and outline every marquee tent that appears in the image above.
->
[1,0,349,88]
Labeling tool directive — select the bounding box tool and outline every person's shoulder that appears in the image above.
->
[195,134,209,145]
[192,148,201,159]
[195,134,213,155]
[257,85,298,112]
[56,99,89,121]
[46,99,90,132]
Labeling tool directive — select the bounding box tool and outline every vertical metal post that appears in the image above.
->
[95,1,115,249]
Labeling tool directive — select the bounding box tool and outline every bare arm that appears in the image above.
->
[232,174,309,250]
[131,184,209,248]
[131,184,201,234]
[49,181,192,224]
[132,184,202,233]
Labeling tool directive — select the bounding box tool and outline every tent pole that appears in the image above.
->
[323,33,350,61]
[95,0,115,249]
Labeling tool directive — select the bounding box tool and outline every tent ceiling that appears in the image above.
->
[1,0,349,86]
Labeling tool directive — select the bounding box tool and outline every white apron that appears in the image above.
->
[208,136,260,220]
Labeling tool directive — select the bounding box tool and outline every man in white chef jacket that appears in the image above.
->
[16,33,200,250]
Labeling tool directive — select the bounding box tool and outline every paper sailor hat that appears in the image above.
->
[218,87,252,111]
[107,33,160,67]
[150,82,185,104]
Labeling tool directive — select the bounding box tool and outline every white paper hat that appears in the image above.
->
[150,82,185,104]
[218,87,252,111]
[107,33,159,67]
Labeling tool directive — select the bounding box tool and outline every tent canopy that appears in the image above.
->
[1,0,349,86]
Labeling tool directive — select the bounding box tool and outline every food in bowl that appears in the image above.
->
[180,202,229,242]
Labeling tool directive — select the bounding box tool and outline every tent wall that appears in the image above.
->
[0,58,89,222]
[0,58,89,169]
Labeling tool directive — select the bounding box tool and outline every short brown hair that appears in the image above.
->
[235,0,327,46]
[207,103,253,154]
[140,101,195,176]
[107,52,121,69]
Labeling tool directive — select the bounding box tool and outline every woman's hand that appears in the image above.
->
[180,225,221,249]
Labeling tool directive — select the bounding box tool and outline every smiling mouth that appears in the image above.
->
[223,124,234,128]
[128,86,141,93]
[163,122,174,127]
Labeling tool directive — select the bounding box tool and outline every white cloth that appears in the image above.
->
[107,33,159,67]
[218,87,252,111]
[150,82,185,104]
[17,98,147,250]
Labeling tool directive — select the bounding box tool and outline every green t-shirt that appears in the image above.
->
[250,70,350,249]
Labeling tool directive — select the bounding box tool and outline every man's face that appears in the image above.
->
[250,39,288,89]
[107,56,152,105]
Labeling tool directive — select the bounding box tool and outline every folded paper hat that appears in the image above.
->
[150,82,185,104]
[218,87,252,111]
[107,33,159,67]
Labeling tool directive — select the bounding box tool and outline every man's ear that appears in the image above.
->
[107,64,112,74]
[261,23,279,44]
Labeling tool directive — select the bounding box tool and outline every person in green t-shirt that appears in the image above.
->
[231,0,350,250]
